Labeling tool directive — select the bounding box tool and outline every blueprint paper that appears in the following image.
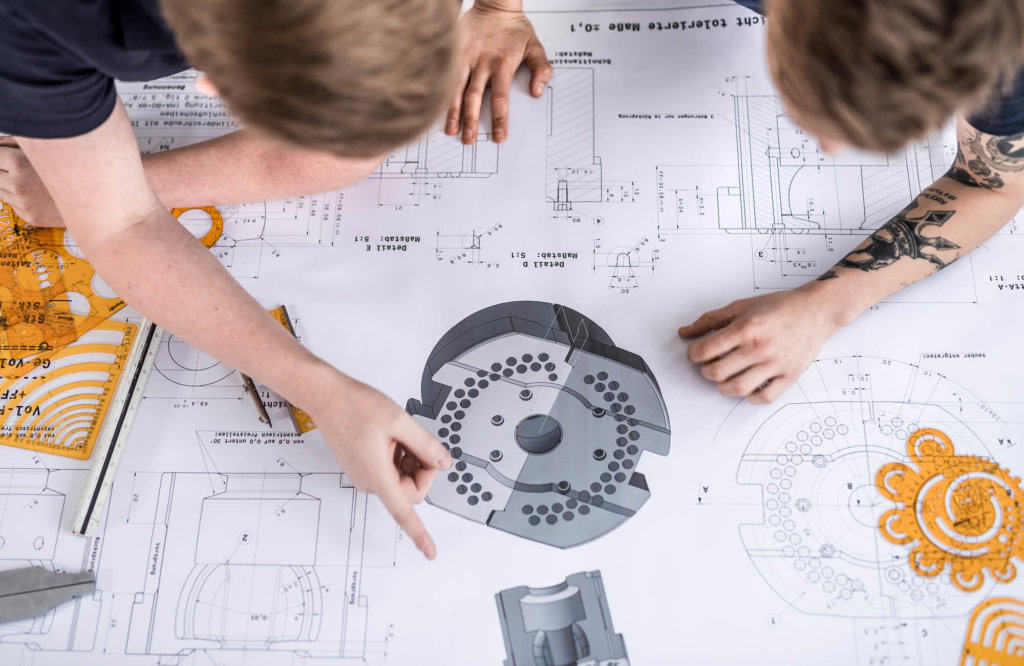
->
[1,1,1023,664]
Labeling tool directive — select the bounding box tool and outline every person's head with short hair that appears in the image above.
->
[160,0,460,158]
[765,0,1024,153]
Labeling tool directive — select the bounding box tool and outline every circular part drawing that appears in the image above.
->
[730,356,1012,619]
[406,301,671,548]
[155,335,236,388]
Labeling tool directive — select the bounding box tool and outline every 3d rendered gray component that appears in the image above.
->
[0,566,95,623]
[496,570,629,666]
[406,301,670,548]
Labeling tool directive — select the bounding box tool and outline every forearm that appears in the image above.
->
[810,175,1024,324]
[82,204,342,414]
[143,129,383,208]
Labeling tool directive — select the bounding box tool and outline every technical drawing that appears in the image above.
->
[654,91,977,299]
[960,597,1024,665]
[546,69,603,212]
[171,196,342,279]
[434,222,504,267]
[0,469,100,653]
[125,472,396,663]
[544,68,638,225]
[496,570,629,666]
[592,236,659,291]
[658,94,946,236]
[149,332,241,398]
[877,428,1024,592]
[370,128,498,207]
[147,307,306,403]
[406,301,670,548]
[729,356,1015,621]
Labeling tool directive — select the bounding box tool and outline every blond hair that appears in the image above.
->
[768,0,1024,151]
[161,0,459,157]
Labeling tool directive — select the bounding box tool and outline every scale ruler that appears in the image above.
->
[72,321,163,536]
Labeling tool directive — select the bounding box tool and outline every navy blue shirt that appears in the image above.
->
[734,0,1024,136]
[0,0,188,138]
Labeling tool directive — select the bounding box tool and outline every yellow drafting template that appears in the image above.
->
[960,597,1024,665]
[877,428,1024,593]
[0,202,223,458]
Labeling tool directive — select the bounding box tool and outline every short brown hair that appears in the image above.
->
[161,0,458,157]
[768,0,1024,152]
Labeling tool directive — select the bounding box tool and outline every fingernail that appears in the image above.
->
[493,128,505,141]
[446,120,457,133]
[533,84,543,97]
[424,539,437,560]
[438,453,452,469]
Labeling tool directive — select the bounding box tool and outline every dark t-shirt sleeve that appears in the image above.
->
[0,7,117,138]
[967,70,1024,137]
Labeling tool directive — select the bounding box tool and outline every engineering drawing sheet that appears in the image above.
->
[1,1,1023,664]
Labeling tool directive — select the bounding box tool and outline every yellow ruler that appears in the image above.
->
[269,305,317,434]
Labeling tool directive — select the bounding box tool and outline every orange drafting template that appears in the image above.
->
[0,202,222,458]
[960,597,1024,665]
[876,428,1024,592]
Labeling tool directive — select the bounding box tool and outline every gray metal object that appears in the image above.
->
[496,570,629,666]
[407,301,670,548]
[0,567,95,624]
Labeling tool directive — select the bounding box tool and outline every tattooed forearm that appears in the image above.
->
[816,269,838,281]
[944,128,1024,190]
[827,197,962,275]
[919,186,958,206]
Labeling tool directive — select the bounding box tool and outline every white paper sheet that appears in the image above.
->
[2,2,1023,664]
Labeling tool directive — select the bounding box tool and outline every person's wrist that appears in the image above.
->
[798,274,871,330]
[472,0,524,16]
[280,355,353,417]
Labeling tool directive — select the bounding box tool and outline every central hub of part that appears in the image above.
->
[515,414,563,454]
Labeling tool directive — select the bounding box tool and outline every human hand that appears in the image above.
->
[0,137,63,227]
[309,372,452,559]
[678,284,847,403]
[445,1,552,144]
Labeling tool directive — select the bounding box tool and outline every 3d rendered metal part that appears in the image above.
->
[406,301,670,548]
[496,570,629,666]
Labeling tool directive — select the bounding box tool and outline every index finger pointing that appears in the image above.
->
[378,477,437,560]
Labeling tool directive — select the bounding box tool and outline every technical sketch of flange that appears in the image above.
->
[496,570,629,666]
[406,301,670,548]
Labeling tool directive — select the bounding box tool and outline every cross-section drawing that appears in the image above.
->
[496,570,629,666]
[370,129,498,207]
[546,69,603,211]
[654,92,976,299]
[125,472,396,663]
[406,301,670,548]
[592,236,659,291]
[434,222,504,267]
